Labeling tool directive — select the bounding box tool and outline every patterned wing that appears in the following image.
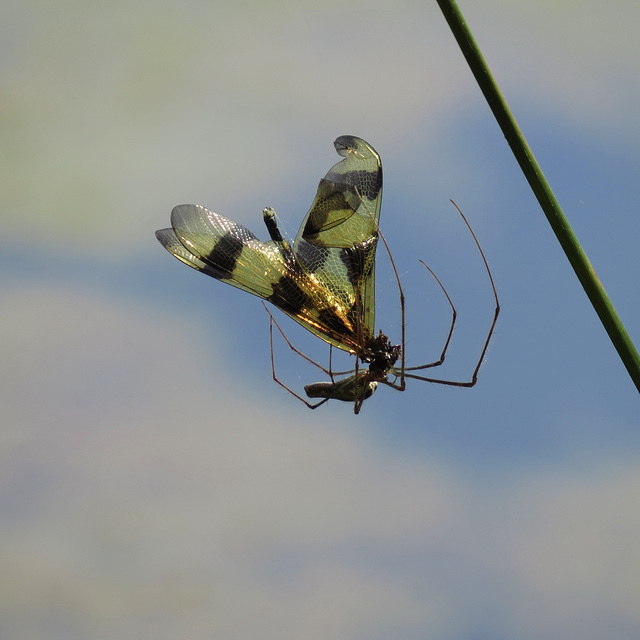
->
[293,136,382,345]
[156,204,366,352]
[156,204,280,298]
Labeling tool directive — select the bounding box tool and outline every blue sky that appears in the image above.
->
[1,1,639,639]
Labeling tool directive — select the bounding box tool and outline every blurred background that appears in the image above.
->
[1,1,639,638]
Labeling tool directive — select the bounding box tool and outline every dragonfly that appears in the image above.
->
[156,136,499,414]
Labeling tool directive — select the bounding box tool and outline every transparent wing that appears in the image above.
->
[293,135,382,343]
[157,204,283,298]
[156,204,365,352]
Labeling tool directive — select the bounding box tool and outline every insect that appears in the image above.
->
[156,135,499,414]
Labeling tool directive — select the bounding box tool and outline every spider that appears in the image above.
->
[265,199,499,414]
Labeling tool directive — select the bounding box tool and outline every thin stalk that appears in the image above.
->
[435,0,640,393]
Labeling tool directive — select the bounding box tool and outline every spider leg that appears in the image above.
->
[264,302,331,409]
[263,302,335,375]
[353,186,407,395]
[403,259,457,372]
[401,200,500,387]
[375,225,406,392]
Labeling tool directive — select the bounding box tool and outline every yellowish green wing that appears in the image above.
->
[156,204,366,352]
[156,137,383,354]
[293,136,382,345]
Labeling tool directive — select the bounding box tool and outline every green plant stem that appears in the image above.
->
[435,0,640,393]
